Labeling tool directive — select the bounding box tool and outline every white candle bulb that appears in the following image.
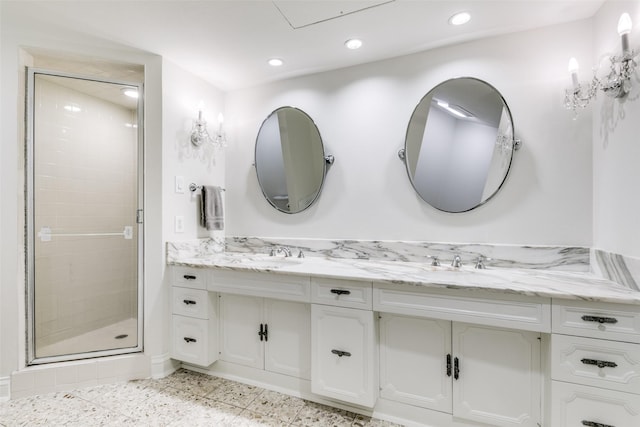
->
[197,101,205,121]
[618,13,632,55]
[218,113,224,124]
[568,57,580,90]
[618,13,632,35]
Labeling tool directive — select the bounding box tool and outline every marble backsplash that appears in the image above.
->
[167,236,591,272]
[592,249,640,291]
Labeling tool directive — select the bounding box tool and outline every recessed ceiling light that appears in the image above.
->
[268,58,284,67]
[121,87,139,99]
[344,39,363,50]
[449,12,471,26]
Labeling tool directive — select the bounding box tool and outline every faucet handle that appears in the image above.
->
[269,248,276,257]
[451,254,462,268]
[427,255,440,266]
[474,255,492,269]
[298,250,305,258]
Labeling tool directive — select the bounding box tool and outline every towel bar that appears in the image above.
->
[189,183,226,192]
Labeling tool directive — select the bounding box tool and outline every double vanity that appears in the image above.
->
[167,245,640,427]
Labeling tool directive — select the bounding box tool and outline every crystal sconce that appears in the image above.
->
[190,104,227,148]
[565,12,637,116]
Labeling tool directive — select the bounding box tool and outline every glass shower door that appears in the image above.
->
[26,69,143,364]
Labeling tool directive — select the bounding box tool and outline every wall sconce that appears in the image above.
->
[565,12,637,116]
[190,106,227,148]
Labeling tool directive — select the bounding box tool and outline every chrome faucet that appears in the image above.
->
[278,246,292,257]
[451,254,462,268]
[427,255,440,266]
[474,255,491,269]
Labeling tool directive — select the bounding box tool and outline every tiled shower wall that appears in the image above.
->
[33,77,138,353]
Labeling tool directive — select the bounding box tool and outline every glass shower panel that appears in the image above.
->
[28,71,142,362]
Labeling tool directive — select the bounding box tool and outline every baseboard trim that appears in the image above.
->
[0,376,10,402]
[151,353,179,379]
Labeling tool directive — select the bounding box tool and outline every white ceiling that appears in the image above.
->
[6,0,606,91]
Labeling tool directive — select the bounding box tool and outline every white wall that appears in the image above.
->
[224,20,594,246]
[592,1,640,258]
[162,58,226,243]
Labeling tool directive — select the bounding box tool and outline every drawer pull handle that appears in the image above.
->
[581,315,618,324]
[331,349,351,357]
[183,337,197,343]
[446,354,452,377]
[183,274,197,280]
[582,421,614,427]
[183,299,196,305]
[581,358,618,369]
[454,357,460,380]
[330,289,351,296]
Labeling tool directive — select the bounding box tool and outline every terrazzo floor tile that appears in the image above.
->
[166,396,243,426]
[205,378,264,408]
[232,409,291,426]
[159,368,223,397]
[0,369,406,427]
[246,389,306,423]
[292,401,357,427]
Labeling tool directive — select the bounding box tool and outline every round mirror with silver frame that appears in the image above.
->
[255,106,333,214]
[401,77,521,213]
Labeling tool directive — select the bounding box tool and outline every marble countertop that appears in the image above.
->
[168,252,640,305]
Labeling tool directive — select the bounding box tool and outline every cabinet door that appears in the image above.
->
[311,304,378,407]
[264,299,311,379]
[379,314,452,412]
[219,294,263,369]
[452,323,541,427]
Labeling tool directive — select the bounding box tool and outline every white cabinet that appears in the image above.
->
[379,314,541,427]
[379,314,452,412]
[170,268,218,367]
[452,323,541,427]
[219,293,311,379]
[551,300,640,427]
[311,304,378,407]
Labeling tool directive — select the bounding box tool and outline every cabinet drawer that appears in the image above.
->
[172,287,211,319]
[173,266,208,290]
[552,381,640,427]
[311,277,372,309]
[374,283,550,332]
[552,334,640,394]
[210,270,310,302]
[171,314,217,367]
[552,300,640,343]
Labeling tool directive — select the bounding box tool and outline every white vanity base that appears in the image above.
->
[181,360,504,427]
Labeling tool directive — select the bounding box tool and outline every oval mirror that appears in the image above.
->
[255,106,331,214]
[403,77,519,213]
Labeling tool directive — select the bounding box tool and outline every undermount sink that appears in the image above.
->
[220,253,304,269]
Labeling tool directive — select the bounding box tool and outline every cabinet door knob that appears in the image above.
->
[581,358,618,369]
[183,274,197,280]
[330,289,351,296]
[183,299,196,305]
[581,315,618,324]
[446,354,452,377]
[582,421,615,427]
[331,349,351,357]
[183,337,197,343]
[258,323,268,342]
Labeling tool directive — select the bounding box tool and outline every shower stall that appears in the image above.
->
[25,68,144,364]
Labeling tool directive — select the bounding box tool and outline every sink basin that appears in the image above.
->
[220,253,303,269]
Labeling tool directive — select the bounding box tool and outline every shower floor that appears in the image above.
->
[36,317,138,359]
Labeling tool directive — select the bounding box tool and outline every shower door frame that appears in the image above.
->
[25,67,145,365]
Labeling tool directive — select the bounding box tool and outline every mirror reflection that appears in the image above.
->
[255,107,328,214]
[404,77,517,213]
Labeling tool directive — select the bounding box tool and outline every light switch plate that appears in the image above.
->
[175,215,184,233]
[175,176,185,193]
